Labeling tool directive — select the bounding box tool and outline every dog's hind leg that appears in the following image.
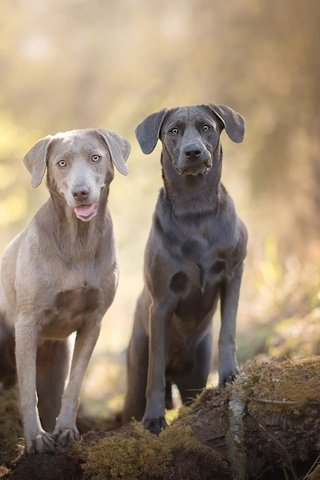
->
[123,341,148,423]
[122,295,149,423]
[122,329,148,423]
[36,339,71,432]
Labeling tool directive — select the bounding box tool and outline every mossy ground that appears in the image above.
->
[0,386,23,476]
[76,421,228,480]
[231,356,320,417]
[75,356,320,479]
[2,357,320,479]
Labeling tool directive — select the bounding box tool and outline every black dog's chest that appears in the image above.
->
[170,253,227,324]
[170,259,225,292]
[171,236,228,289]
[174,281,220,326]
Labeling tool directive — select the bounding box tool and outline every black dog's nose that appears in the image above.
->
[72,186,90,200]
[184,145,202,159]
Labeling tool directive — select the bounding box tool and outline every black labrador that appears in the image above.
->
[123,104,247,433]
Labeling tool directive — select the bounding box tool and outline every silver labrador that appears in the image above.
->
[0,128,130,453]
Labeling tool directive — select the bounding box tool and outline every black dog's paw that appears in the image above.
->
[219,368,239,388]
[143,416,167,435]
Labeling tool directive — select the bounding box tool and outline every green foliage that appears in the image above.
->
[268,309,320,358]
[238,234,320,364]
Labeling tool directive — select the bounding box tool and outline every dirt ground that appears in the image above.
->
[1,357,320,480]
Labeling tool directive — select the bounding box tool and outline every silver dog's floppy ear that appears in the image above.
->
[135,109,168,154]
[23,135,52,188]
[209,104,245,143]
[97,129,130,176]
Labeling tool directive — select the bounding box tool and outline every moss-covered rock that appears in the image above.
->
[3,357,320,479]
[75,356,320,480]
[232,355,320,416]
[77,421,228,480]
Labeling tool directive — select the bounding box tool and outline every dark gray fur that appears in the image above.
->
[123,104,247,434]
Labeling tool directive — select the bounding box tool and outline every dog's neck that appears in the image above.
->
[160,144,223,218]
[43,185,110,261]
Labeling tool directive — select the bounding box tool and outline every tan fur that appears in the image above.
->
[0,128,130,453]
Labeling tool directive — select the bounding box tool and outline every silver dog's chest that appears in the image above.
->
[41,286,101,339]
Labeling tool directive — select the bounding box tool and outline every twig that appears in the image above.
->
[302,454,320,480]
[253,398,320,406]
[254,398,297,405]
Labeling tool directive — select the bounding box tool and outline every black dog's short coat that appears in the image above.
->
[123,104,247,433]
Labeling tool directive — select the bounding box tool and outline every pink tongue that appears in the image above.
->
[74,204,97,218]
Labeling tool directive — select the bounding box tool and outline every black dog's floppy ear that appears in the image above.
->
[97,129,131,176]
[209,104,245,143]
[135,109,168,154]
[23,135,52,188]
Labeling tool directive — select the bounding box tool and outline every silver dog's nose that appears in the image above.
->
[184,145,202,159]
[72,186,90,200]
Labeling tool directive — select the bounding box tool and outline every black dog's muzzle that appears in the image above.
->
[176,147,212,176]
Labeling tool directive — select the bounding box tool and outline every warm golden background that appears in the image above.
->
[0,0,319,415]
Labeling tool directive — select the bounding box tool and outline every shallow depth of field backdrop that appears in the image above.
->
[0,0,319,415]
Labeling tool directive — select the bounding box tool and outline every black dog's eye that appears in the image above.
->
[170,128,179,135]
[91,155,101,163]
[202,125,211,131]
[57,160,67,167]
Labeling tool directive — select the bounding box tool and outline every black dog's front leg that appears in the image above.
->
[143,302,170,434]
[218,264,244,386]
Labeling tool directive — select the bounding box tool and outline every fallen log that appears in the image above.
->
[3,356,320,480]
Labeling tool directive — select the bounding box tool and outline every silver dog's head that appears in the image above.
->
[24,128,130,222]
[135,104,245,176]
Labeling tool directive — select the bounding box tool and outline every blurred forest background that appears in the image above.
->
[0,0,319,415]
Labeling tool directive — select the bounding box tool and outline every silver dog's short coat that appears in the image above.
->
[0,128,130,453]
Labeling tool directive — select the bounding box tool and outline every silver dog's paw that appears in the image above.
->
[143,416,167,435]
[27,431,56,454]
[53,426,80,448]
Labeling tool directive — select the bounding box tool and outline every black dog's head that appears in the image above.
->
[135,104,245,177]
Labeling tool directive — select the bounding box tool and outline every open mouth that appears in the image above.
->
[74,203,98,221]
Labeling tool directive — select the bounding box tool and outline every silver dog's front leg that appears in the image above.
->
[218,264,244,386]
[143,302,169,434]
[15,317,55,453]
[53,320,101,447]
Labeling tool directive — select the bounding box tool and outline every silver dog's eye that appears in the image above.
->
[202,125,211,131]
[58,160,67,167]
[170,128,179,135]
[91,155,101,163]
